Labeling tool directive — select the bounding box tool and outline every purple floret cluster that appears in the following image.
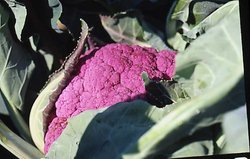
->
[44,43,176,153]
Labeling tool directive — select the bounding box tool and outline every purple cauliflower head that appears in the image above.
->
[44,43,176,153]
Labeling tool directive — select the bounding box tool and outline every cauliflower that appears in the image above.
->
[44,43,176,153]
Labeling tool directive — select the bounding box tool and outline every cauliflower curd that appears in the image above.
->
[44,43,176,153]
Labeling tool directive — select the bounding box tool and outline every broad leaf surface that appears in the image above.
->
[46,100,183,159]
[166,0,232,51]
[0,2,34,141]
[100,11,170,51]
[29,20,89,153]
[121,1,244,158]
[220,105,249,153]
[29,71,64,152]
[5,0,27,40]
[0,3,34,111]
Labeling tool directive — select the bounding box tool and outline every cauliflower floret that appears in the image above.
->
[44,43,176,153]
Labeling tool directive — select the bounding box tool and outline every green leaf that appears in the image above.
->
[167,125,217,158]
[48,0,62,31]
[220,105,249,153]
[46,80,245,159]
[166,0,232,51]
[5,0,27,40]
[121,1,245,158]
[175,1,242,98]
[100,10,170,51]
[0,119,44,159]
[141,72,189,107]
[46,100,176,159]
[29,19,89,153]
[0,2,34,141]
[0,2,34,111]
[160,80,189,103]
[29,71,64,153]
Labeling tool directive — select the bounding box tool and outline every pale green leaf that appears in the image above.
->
[0,3,34,111]
[0,119,44,159]
[100,11,170,51]
[166,0,232,51]
[29,71,64,153]
[0,2,34,141]
[221,105,249,154]
[121,1,245,158]
[29,19,89,153]
[5,0,27,40]
[48,0,62,31]
[46,100,177,159]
